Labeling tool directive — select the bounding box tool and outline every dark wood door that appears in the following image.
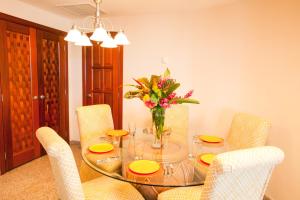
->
[36,30,69,141]
[82,42,123,129]
[0,13,69,174]
[0,60,5,174]
[0,21,40,169]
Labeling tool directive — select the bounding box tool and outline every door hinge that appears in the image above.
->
[4,152,6,160]
[1,94,3,102]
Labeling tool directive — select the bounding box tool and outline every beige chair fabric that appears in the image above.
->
[76,104,114,182]
[227,113,271,150]
[158,146,284,200]
[76,104,114,147]
[36,127,145,200]
[165,104,189,143]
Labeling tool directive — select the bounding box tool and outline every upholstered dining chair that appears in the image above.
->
[76,104,114,147]
[76,104,114,182]
[227,113,271,150]
[165,104,189,144]
[36,127,144,200]
[158,146,284,200]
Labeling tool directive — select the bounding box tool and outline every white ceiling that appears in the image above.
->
[19,0,239,18]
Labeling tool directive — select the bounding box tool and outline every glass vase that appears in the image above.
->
[151,107,165,149]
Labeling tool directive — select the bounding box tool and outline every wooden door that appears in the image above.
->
[82,41,123,129]
[0,52,4,174]
[36,30,69,141]
[0,21,40,169]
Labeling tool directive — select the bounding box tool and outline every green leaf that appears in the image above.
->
[163,68,171,78]
[137,77,150,88]
[165,83,180,96]
[150,75,160,86]
[169,98,200,104]
[124,91,141,99]
[124,84,142,89]
[150,94,159,103]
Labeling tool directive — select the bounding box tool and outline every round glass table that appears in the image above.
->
[81,129,227,188]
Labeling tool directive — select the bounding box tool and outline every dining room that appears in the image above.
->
[0,0,299,199]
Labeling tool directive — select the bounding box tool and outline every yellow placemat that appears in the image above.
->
[198,153,216,165]
[88,143,114,153]
[129,160,160,175]
[107,129,129,136]
[199,135,224,143]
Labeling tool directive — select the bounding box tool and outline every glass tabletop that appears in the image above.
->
[81,129,227,187]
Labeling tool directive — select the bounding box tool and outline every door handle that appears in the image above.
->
[33,96,38,100]
[40,95,45,99]
[87,94,92,98]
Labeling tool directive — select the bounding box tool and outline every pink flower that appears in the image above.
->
[168,93,176,100]
[184,90,194,98]
[157,79,164,88]
[145,100,157,109]
[157,78,169,88]
[159,98,170,108]
[160,102,170,109]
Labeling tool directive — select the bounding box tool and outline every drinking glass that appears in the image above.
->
[128,122,136,136]
[189,134,202,159]
[112,135,121,146]
[134,142,144,160]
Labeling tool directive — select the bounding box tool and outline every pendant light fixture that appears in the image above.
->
[64,0,130,48]
[75,33,92,46]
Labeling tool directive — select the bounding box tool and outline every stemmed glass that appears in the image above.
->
[189,133,202,159]
[128,122,136,137]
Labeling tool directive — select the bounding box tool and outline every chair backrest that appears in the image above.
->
[200,146,284,200]
[165,104,189,143]
[227,113,271,150]
[36,127,84,200]
[76,104,114,147]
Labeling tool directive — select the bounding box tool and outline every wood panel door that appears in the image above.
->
[0,53,4,174]
[0,21,40,169]
[36,30,69,141]
[82,42,123,129]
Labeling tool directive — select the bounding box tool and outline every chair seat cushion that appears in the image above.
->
[82,175,144,200]
[158,186,203,200]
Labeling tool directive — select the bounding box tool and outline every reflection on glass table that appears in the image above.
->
[81,129,227,187]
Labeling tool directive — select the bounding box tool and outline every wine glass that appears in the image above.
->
[128,122,136,137]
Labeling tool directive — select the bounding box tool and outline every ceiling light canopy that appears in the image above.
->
[64,0,130,48]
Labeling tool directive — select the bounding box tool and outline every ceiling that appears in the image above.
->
[19,0,239,18]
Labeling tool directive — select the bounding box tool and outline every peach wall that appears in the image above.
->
[110,0,300,199]
[1,0,300,199]
[0,0,83,141]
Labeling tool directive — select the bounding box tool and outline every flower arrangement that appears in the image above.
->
[124,68,199,147]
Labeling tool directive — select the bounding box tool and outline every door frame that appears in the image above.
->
[0,20,5,175]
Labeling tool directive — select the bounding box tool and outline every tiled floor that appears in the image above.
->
[0,145,81,200]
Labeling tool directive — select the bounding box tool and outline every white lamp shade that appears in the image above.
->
[90,27,109,42]
[114,31,130,45]
[64,27,81,43]
[75,33,92,46]
[100,34,117,48]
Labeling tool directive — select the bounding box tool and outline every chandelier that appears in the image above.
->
[64,0,130,48]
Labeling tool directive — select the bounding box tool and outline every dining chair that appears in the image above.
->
[165,104,189,144]
[158,146,284,200]
[227,113,271,150]
[76,104,114,147]
[36,127,145,200]
[76,104,114,182]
